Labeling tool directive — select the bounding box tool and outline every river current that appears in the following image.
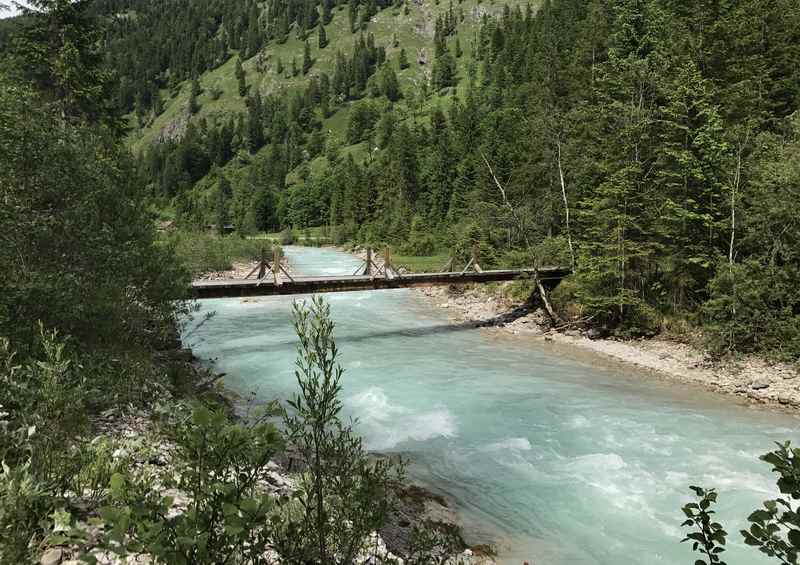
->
[187,246,799,565]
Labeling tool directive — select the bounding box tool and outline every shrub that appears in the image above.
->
[94,404,283,564]
[681,442,800,564]
[703,260,800,361]
[168,231,279,276]
[280,228,297,245]
[273,297,404,564]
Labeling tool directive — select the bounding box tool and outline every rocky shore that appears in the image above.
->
[416,284,800,410]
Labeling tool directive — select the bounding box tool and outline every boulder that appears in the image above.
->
[40,549,63,565]
[751,380,770,390]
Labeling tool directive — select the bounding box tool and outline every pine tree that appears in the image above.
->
[11,0,121,129]
[574,0,662,329]
[247,92,265,152]
[235,57,247,97]
[292,56,299,77]
[216,175,231,235]
[653,59,729,309]
[189,77,201,114]
[322,0,334,25]
[380,64,401,101]
[276,57,285,75]
[246,4,262,57]
[398,48,409,70]
[318,23,328,49]
[303,41,314,74]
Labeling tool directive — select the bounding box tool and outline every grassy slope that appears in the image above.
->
[129,0,534,221]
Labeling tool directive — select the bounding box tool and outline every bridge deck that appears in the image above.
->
[192,267,571,299]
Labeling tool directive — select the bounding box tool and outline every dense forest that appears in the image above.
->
[77,0,800,359]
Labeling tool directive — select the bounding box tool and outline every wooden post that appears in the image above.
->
[365,247,373,276]
[472,245,483,273]
[384,247,392,279]
[258,247,267,279]
[273,248,280,285]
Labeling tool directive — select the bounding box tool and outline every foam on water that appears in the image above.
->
[187,246,800,565]
[347,387,457,450]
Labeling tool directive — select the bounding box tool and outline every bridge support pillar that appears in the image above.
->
[365,248,373,276]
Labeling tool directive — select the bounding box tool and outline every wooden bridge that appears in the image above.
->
[191,247,571,300]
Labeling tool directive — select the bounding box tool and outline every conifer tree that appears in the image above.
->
[235,57,247,97]
[398,48,409,70]
[246,4,262,57]
[189,77,201,114]
[318,23,328,48]
[303,41,314,74]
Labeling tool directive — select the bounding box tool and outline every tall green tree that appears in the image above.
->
[10,0,121,130]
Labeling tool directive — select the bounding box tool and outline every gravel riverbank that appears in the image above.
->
[415,284,800,410]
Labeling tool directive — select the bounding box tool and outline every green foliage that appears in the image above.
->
[276,297,404,563]
[703,261,800,361]
[681,486,728,565]
[741,443,800,563]
[168,231,278,276]
[95,404,283,564]
[346,99,380,143]
[681,443,800,565]
[280,227,297,245]
[0,76,188,352]
[8,0,122,130]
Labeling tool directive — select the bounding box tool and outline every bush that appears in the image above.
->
[703,260,800,361]
[280,228,297,245]
[682,442,800,565]
[0,79,187,351]
[168,232,279,276]
[94,404,283,564]
[274,297,404,563]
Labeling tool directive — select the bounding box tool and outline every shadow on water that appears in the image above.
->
[224,320,490,355]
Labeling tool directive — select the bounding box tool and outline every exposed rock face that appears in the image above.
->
[156,110,190,143]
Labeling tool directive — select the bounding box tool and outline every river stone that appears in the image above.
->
[751,380,770,390]
[40,548,63,565]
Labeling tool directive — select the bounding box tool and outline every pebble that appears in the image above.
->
[751,381,771,390]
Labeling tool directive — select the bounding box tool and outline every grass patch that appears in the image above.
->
[392,253,450,273]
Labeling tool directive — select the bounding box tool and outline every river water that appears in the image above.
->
[187,246,799,565]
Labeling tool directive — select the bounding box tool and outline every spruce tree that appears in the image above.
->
[235,57,247,97]
[246,4,262,57]
[189,77,201,114]
[398,48,409,70]
[303,41,313,74]
[318,23,328,49]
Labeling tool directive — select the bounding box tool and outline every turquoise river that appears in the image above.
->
[187,245,799,565]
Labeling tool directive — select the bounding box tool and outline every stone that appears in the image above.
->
[586,328,604,340]
[40,548,63,565]
[173,348,194,362]
[751,380,770,390]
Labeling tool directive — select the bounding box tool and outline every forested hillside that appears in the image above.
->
[96,0,800,359]
[3,0,798,355]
